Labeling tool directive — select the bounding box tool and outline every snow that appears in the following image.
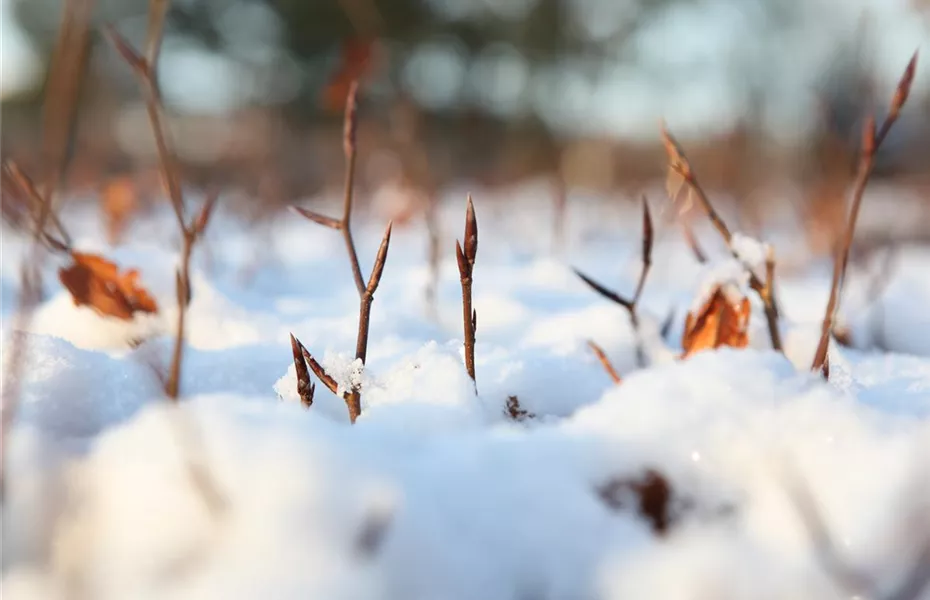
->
[730,231,771,281]
[2,185,930,599]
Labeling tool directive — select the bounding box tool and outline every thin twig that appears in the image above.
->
[455,195,479,387]
[812,51,918,377]
[587,340,622,384]
[661,125,783,352]
[680,220,708,264]
[39,0,93,201]
[574,198,654,367]
[291,82,393,423]
[106,23,226,518]
[106,27,217,400]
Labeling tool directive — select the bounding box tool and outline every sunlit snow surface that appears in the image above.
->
[2,183,929,600]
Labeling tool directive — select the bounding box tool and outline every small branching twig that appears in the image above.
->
[812,52,918,377]
[455,195,479,388]
[661,125,783,352]
[574,197,653,367]
[106,27,218,399]
[587,340,622,384]
[291,82,393,423]
[105,20,227,518]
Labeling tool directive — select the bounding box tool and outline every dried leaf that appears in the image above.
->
[681,286,750,358]
[59,251,158,319]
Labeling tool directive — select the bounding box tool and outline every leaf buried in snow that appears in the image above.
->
[59,251,158,320]
[681,286,750,358]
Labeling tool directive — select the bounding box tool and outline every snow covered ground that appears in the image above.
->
[2,181,930,599]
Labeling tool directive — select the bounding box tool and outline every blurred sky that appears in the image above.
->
[2,0,928,143]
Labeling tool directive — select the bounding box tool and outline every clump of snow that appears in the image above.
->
[689,258,750,314]
[730,231,771,281]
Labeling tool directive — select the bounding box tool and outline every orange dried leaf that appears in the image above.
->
[681,286,750,358]
[59,251,158,320]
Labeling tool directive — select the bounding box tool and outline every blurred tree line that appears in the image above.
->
[1,0,927,213]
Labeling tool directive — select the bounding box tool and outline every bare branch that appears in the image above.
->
[288,82,393,423]
[573,269,634,311]
[812,52,918,376]
[290,206,342,230]
[299,344,339,395]
[456,195,479,387]
[587,340,622,384]
[632,196,653,307]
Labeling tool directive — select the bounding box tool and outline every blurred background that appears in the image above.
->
[2,0,929,247]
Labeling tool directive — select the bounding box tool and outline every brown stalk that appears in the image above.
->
[455,195,478,387]
[680,220,708,264]
[39,0,94,201]
[106,23,226,518]
[587,340,622,384]
[574,197,654,367]
[661,125,783,352]
[811,52,918,377]
[291,82,394,423]
[106,27,217,400]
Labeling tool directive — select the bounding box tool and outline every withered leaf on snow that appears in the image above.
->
[59,251,158,320]
[681,285,750,358]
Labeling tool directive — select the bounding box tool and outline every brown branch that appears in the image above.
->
[39,0,93,202]
[290,82,393,423]
[456,195,478,387]
[106,27,217,400]
[104,25,186,233]
[680,220,708,264]
[661,124,783,352]
[574,198,654,366]
[587,340,622,384]
[812,51,917,377]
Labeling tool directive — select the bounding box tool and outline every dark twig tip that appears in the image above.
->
[366,220,393,293]
[464,194,478,263]
[573,268,634,311]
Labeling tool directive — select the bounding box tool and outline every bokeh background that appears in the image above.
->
[2,0,929,243]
